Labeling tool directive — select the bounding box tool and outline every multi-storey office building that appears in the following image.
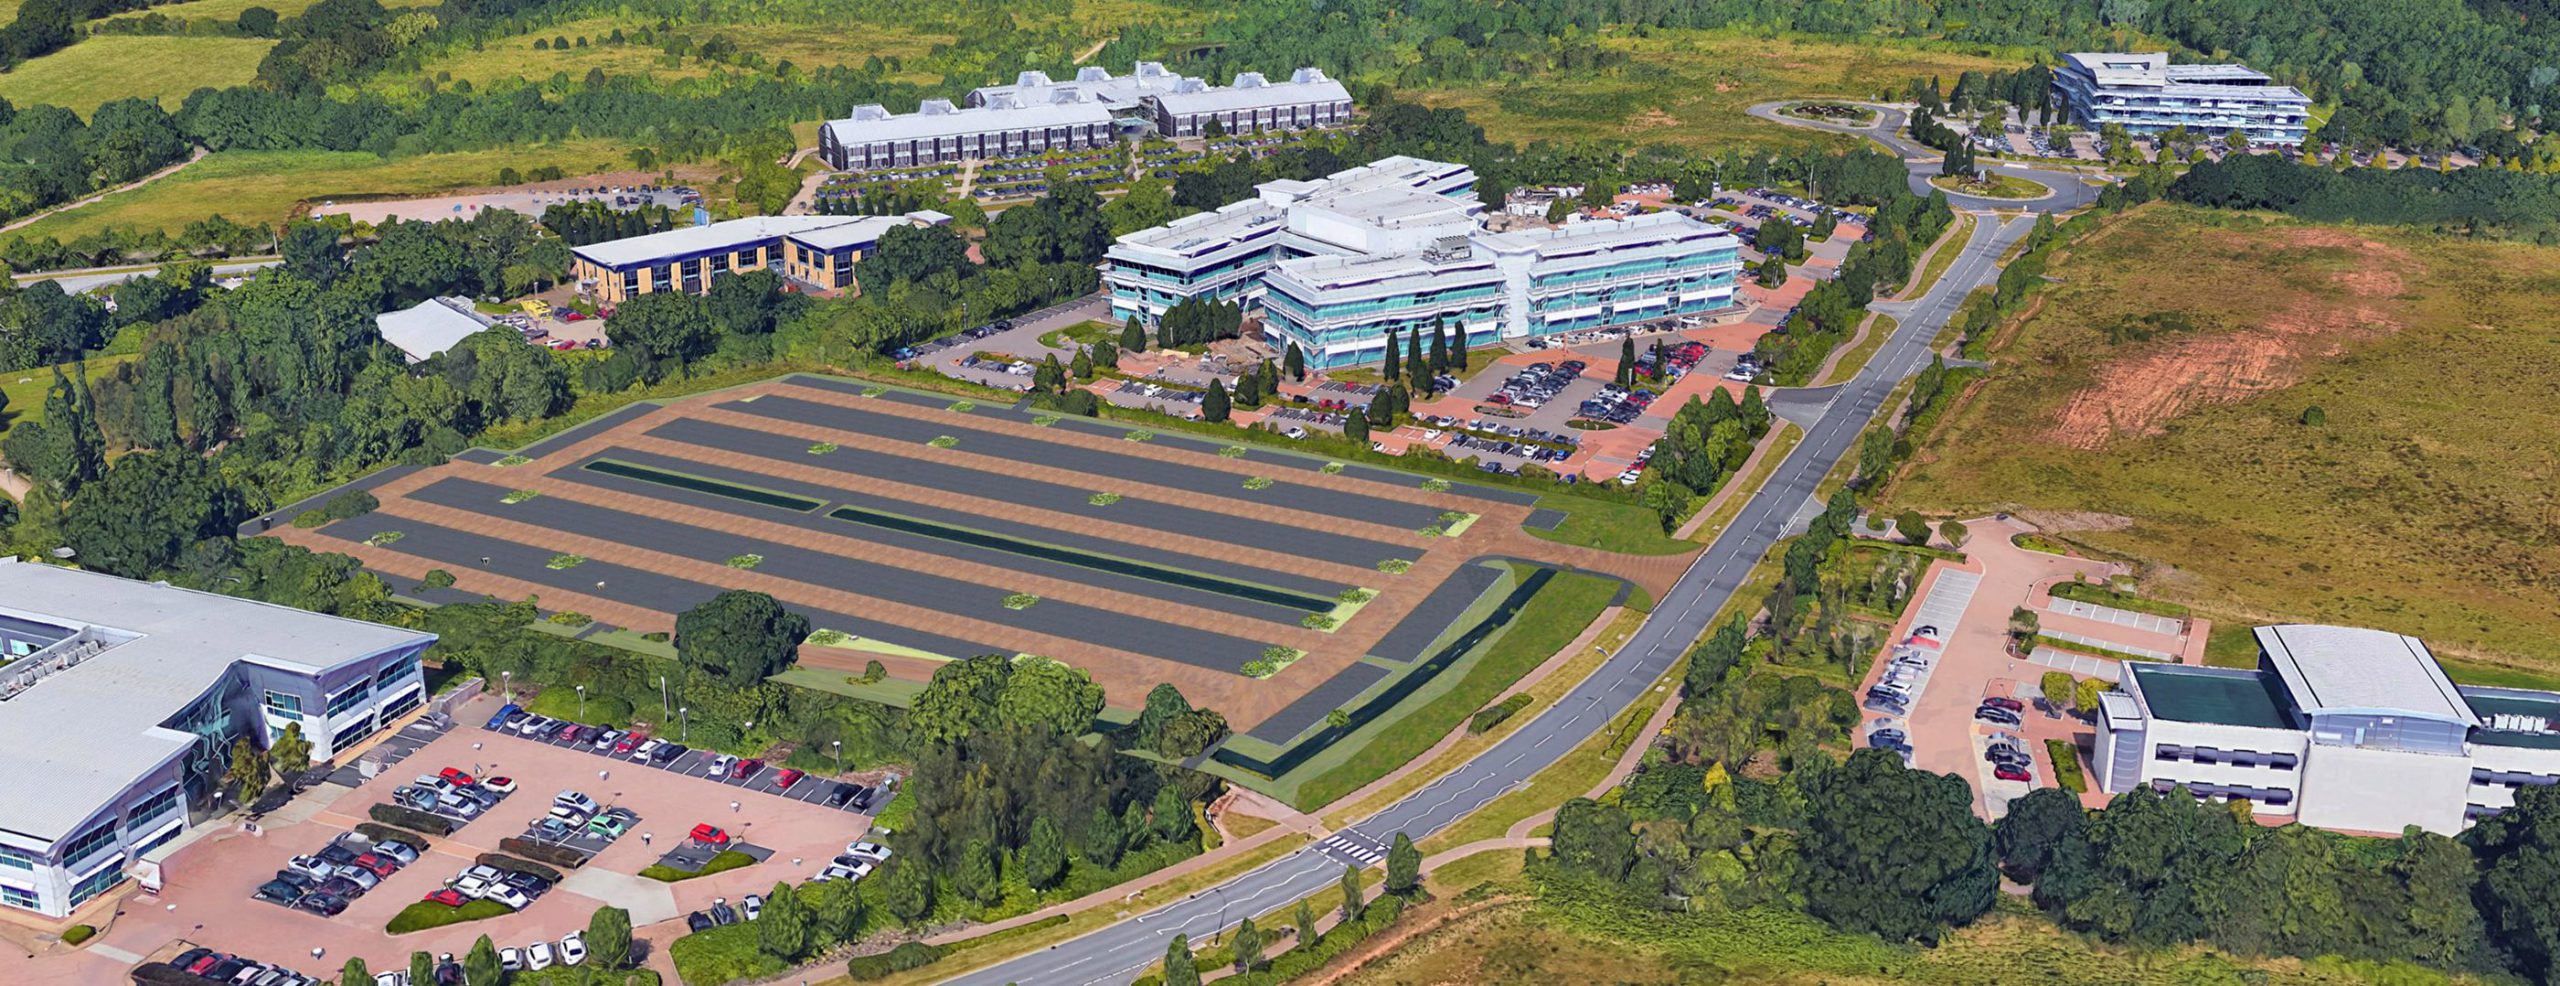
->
[819,92,1117,172]
[569,212,950,304]
[1102,155,1480,324]
[1261,212,1739,370]
[1107,156,1739,369]
[967,62,1184,114]
[0,561,437,917]
[2051,52,2312,145]
[1148,69,1354,138]
[2093,624,2560,835]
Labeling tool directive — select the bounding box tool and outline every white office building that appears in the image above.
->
[2051,52,2312,145]
[1148,68,1354,138]
[1105,155,1741,369]
[0,561,437,917]
[818,91,1118,172]
[2093,624,2560,835]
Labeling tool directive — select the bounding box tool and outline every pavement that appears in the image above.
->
[943,205,2050,986]
[1744,101,2105,212]
[16,257,279,294]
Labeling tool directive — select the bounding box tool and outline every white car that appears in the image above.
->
[633,738,663,760]
[514,715,554,736]
[526,941,556,971]
[558,931,588,967]
[480,776,518,795]
[554,791,601,816]
[372,973,410,986]
[498,947,524,972]
[451,875,497,899]
[844,841,892,862]
[436,793,483,818]
[704,754,737,777]
[742,894,763,921]
[484,885,532,911]
[546,804,590,827]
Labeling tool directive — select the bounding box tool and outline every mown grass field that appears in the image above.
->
[104,0,434,23]
[1338,896,2487,986]
[11,140,634,243]
[1887,203,2560,673]
[392,15,955,93]
[0,35,272,115]
[1407,29,2030,152]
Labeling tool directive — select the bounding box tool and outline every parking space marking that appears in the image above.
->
[478,718,873,814]
[2045,598,2183,635]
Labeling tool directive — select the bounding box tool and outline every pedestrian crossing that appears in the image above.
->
[1314,832,1386,866]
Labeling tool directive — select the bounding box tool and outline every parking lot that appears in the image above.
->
[10,694,883,986]
[486,704,884,814]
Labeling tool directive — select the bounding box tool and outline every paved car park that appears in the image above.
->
[485,704,886,814]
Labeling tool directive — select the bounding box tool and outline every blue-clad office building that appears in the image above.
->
[2052,52,2311,145]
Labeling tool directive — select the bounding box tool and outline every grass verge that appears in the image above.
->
[386,898,513,934]
[1525,494,1698,555]
[641,849,756,882]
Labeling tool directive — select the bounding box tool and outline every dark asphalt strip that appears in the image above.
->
[641,416,1406,572]
[1244,661,1392,744]
[561,446,1349,598]
[1366,563,1509,663]
[376,480,1282,673]
[319,512,1002,662]
[719,394,1453,531]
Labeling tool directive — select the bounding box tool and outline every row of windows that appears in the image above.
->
[2150,777,2296,806]
[58,822,118,869]
[376,656,417,689]
[2472,769,2560,789]
[68,859,125,906]
[128,785,182,830]
[326,680,372,717]
[263,690,303,721]
[2153,744,2299,769]
[0,846,31,870]
[0,884,34,910]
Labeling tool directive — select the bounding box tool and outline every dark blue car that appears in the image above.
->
[484,703,522,730]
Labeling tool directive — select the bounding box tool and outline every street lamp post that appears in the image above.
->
[831,740,842,774]
[502,671,511,703]
[680,707,689,742]
[576,684,586,720]
[658,675,670,719]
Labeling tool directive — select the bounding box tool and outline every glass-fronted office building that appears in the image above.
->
[2051,52,2311,145]
[0,561,436,917]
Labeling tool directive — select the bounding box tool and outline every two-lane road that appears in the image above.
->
[1743,101,2104,212]
[946,212,2043,986]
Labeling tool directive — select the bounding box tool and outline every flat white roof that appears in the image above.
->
[0,562,433,841]
[571,215,889,269]
[2256,624,2479,726]
[2062,51,2305,103]
[375,297,491,364]
[1152,69,1351,116]
[1476,211,1733,260]
[825,93,1114,149]
[784,213,938,252]
[972,62,1180,110]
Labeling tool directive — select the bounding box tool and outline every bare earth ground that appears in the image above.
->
[1888,203,2560,673]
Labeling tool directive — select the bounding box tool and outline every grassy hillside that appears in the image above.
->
[1407,29,2030,152]
[10,140,635,243]
[395,14,956,92]
[1886,203,2560,674]
[0,35,272,115]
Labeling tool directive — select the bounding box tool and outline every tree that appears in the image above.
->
[1427,320,1448,370]
[2007,606,2041,643]
[1756,257,1788,288]
[1134,683,1194,749]
[1283,341,1305,381]
[1339,861,1364,923]
[1231,917,1262,974]
[1896,511,1931,545]
[224,736,268,805]
[1544,197,1573,223]
[1382,327,1401,379]
[1938,518,1969,547]
[339,957,369,985]
[2073,677,2104,714]
[1548,798,1636,880]
[464,934,501,986]
[1086,803,1126,867]
[408,953,434,986]
[674,590,811,688]
[1162,933,1201,986]
[1993,788,2087,882]
[586,905,633,970]
[237,5,278,35]
[1152,784,1196,843]
[280,221,347,286]
[1384,832,1420,894]
[1296,897,1320,949]
[1798,749,1997,942]
[2039,671,2075,710]
[957,839,1002,904]
[63,448,243,578]
[1616,337,1636,385]
[1021,815,1069,890]
[1120,315,1147,353]
[1343,408,1369,444]
[758,881,810,960]
[1202,378,1230,422]
[881,857,935,923]
[269,723,313,785]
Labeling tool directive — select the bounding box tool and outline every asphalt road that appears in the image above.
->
[1743,101,2104,212]
[944,211,2044,986]
[16,257,279,294]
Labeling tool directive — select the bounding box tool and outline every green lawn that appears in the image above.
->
[386,898,512,934]
[1888,203,2560,673]
[0,354,137,443]
[0,36,273,115]
[641,849,756,882]
[1526,494,1697,555]
[1281,568,1623,809]
[1929,171,2053,199]
[1408,28,2031,153]
[105,0,435,22]
[391,14,953,94]
[10,141,634,244]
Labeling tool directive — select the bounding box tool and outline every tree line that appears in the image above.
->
[2170,151,2560,243]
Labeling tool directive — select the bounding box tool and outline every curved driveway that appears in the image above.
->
[1745,101,2102,212]
[946,211,2044,986]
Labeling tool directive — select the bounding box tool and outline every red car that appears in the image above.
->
[439,767,475,786]
[1982,697,2026,713]
[352,853,398,877]
[774,768,806,790]
[1994,766,2031,783]
[690,824,730,847]
[614,730,649,754]
[423,888,467,906]
[187,953,233,976]
[730,757,763,780]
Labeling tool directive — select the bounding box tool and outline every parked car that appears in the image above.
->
[614,730,650,754]
[1982,696,2026,713]
[844,841,891,862]
[773,768,805,790]
[558,932,588,967]
[823,784,858,808]
[742,894,764,921]
[422,888,467,907]
[685,911,713,932]
[498,948,523,972]
[484,885,533,911]
[480,776,517,795]
[729,757,764,780]
[586,813,631,839]
[554,791,600,816]
[438,767,476,787]
[690,824,730,847]
[650,742,688,763]
[375,841,420,866]
[704,754,737,777]
[483,704,521,730]
[253,879,304,905]
[294,893,348,916]
[709,898,739,925]
[1993,766,2032,783]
